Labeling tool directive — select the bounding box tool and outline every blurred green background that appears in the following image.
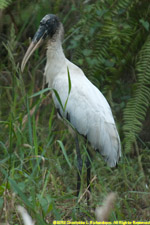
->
[0,0,150,224]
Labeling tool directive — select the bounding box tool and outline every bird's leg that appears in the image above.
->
[86,150,91,192]
[75,134,83,197]
[86,148,91,204]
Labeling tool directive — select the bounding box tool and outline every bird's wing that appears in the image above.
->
[52,64,121,167]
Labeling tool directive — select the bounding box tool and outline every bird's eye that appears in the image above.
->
[46,19,50,23]
[40,21,45,26]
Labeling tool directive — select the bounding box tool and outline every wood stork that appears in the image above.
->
[21,14,121,197]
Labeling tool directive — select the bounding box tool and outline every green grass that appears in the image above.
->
[0,2,150,224]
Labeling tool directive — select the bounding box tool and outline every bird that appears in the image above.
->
[21,14,121,198]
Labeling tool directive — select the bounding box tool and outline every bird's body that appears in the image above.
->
[44,26,121,167]
[21,14,121,197]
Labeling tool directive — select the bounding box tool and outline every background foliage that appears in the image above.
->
[0,0,150,224]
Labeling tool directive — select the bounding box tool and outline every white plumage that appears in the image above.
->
[44,24,121,167]
[21,14,122,197]
[21,13,121,175]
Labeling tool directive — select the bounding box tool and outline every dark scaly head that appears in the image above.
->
[21,14,61,72]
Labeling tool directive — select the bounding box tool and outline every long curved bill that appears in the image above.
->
[21,22,48,72]
[21,37,44,72]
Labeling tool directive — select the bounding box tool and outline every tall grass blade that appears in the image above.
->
[53,89,64,111]
[64,67,72,112]
[29,88,51,98]
[26,97,33,145]
[33,115,38,156]
[57,140,72,169]
[9,178,33,209]
[67,67,71,95]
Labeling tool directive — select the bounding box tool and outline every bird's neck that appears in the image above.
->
[44,28,66,87]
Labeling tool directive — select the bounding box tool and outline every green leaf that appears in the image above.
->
[57,140,72,169]
[53,89,64,111]
[64,67,72,112]
[33,115,38,156]
[104,59,115,67]
[0,0,12,9]
[123,35,150,152]
[30,87,64,113]
[9,178,33,209]
[9,178,47,224]
[67,67,72,95]
[82,49,92,56]
[26,97,32,145]
[0,197,3,209]
[29,88,52,98]
[139,19,149,31]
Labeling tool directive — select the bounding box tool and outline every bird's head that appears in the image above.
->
[21,14,61,72]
